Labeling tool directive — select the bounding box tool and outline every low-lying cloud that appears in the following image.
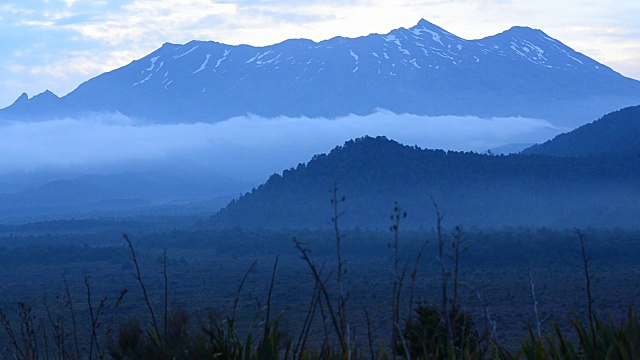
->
[0,111,564,182]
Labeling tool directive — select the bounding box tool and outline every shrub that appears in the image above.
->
[398,302,481,359]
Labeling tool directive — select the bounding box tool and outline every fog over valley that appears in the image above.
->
[0,111,563,184]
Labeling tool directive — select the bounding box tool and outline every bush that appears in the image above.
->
[398,302,481,359]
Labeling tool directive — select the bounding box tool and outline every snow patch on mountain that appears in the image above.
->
[173,45,199,59]
[146,56,160,71]
[193,54,211,74]
[133,73,152,86]
[215,49,231,68]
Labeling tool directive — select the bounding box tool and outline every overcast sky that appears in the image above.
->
[1,0,639,109]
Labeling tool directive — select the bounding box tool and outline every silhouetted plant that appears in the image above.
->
[390,201,407,359]
[398,302,481,359]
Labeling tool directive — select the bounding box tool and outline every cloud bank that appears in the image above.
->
[0,111,563,182]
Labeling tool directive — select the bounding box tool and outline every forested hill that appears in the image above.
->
[523,105,640,157]
[209,136,640,230]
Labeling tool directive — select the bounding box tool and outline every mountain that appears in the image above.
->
[2,19,639,127]
[208,136,640,229]
[522,105,640,157]
[486,143,533,155]
[0,161,253,223]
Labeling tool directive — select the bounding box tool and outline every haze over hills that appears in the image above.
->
[0,160,252,224]
[1,19,639,128]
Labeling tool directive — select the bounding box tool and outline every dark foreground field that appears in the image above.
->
[1,221,640,358]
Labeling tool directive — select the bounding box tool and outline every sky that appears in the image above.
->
[1,0,639,109]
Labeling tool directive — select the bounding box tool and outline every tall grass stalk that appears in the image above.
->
[123,233,159,336]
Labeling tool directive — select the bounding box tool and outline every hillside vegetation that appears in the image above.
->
[211,135,640,229]
[524,105,640,157]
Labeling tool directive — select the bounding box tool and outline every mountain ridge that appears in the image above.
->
[2,19,639,127]
[522,105,640,157]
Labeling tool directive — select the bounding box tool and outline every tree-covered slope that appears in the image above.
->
[210,136,640,229]
[523,105,640,157]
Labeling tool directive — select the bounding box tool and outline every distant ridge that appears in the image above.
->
[1,19,639,127]
[0,161,252,223]
[522,105,640,157]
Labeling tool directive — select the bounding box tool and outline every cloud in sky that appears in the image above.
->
[0,111,563,181]
[1,0,639,108]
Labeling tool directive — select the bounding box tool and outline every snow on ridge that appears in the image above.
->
[246,50,271,64]
[383,35,411,56]
[257,53,281,65]
[245,50,273,64]
[193,54,211,74]
[173,45,199,59]
[522,40,546,61]
[383,34,398,42]
[257,50,273,61]
[567,54,583,64]
[350,49,359,61]
[424,29,444,46]
[540,34,558,43]
[215,49,231,68]
[133,73,152,86]
[436,52,453,60]
[560,49,584,64]
[510,42,527,58]
[146,56,160,71]
[246,52,260,64]
[547,43,585,65]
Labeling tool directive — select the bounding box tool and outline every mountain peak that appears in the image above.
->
[501,25,555,41]
[412,18,451,33]
[415,18,440,28]
[33,90,59,99]
[11,92,29,106]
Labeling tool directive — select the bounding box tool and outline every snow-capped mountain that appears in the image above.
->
[2,19,639,127]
